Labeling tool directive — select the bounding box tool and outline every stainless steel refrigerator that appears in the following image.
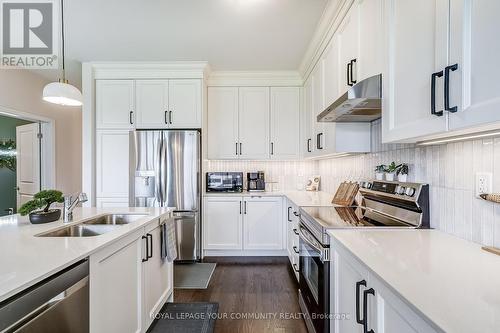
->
[129,130,201,261]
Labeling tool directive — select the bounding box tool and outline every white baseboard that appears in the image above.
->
[203,249,288,257]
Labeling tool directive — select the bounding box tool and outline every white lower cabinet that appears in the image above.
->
[203,196,284,252]
[285,200,300,281]
[243,196,283,250]
[203,197,243,250]
[331,240,438,333]
[90,215,174,333]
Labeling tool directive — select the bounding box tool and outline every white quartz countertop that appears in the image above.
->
[0,207,173,302]
[204,190,336,207]
[327,229,500,333]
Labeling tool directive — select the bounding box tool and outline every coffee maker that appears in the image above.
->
[247,171,265,192]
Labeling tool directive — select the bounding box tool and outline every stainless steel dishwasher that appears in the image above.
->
[0,259,89,333]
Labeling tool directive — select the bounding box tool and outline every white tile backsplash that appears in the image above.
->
[206,119,500,246]
[318,119,500,247]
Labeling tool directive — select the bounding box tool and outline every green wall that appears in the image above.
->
[0,115,32,216]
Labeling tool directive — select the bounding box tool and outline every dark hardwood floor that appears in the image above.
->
[174,257,308,333]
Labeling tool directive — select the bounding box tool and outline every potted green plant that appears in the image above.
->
[375,165,386,180]
[384,162,401,181]
[397,163,409,182]
[19,190,64,224]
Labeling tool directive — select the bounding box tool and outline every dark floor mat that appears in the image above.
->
[148,302,218,333]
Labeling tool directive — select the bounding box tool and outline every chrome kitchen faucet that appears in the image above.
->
[63,193,88,223]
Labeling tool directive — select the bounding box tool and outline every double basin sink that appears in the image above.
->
[37,214,148,237]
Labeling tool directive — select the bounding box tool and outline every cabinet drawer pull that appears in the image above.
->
[287,207,292,222]
[356,280,367,325]
[307,138,312,153]
[350,59,357,85]
[147,233,153,259]
[293,211,299,217]
[141,235,148,262]
[129,111,134,125]
[293,228,299,236]
[293,246,299,254]
[444,63,459,113]
[363,288,375,333]
[293,263,299,273]
[431,70,444,116]
[347,62,352,86]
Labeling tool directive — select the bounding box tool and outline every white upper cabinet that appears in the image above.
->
[447,0,500,131]
[382,0,448,142]
[168,79,202,128]
[135,80,169,129]
[238,87,270,160]
[207,87,239,159]
[243,196,283,250]
[135,79,201,129]
[270,87,300,160]
[338,3,360,94]
[96,80,135,129]
[303,77,314,157]
[323,34,341,107]
[358,0,384,81]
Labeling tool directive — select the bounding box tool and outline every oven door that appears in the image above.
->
[298,224,329,333]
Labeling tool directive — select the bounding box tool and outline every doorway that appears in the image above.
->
[0,115,36,216]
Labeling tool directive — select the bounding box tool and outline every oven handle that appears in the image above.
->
[298,225,323,254]
[361,206,416,227]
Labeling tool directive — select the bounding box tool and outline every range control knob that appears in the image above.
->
[405,187,416,197]
[366,182,372,189]
[398,186,406,195]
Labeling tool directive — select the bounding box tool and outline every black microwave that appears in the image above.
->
[206,172,243,193]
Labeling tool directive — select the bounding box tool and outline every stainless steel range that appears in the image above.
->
[298,180,429,333]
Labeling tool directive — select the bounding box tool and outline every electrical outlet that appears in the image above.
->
[476,172,493,198]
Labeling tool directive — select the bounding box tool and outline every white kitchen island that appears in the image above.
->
[0,207,174,333]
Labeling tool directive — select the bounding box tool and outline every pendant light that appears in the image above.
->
[42,0,82,106]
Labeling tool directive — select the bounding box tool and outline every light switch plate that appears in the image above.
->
[476,172,493,198]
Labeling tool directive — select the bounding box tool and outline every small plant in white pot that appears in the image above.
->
[375,165,386,180]
[384,162,400,181]
[397,164,409,182]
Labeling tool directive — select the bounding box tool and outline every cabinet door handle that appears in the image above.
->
[244,201,247,214]
[147,233,153,259]
[287,207,292,222]
[239,201,242,215]
[271,142,274,155]
[169,111,173,124]
[141,235,148,262]
[293,246,299,254]
[293,263,299,273]
[317,133,324,150]
[307,138,311,153]
[444,63,459,113]
[164,111,168,124]
[239,143,242,155]
[363,288,375,333]
[235,142,238,156]
[347,62,352,86]
[431,70,444,116]
[293,211,299,217]
[129,111,134,125]
[293,228,299,235]
[356,280,367,325]
[350,59,357,85]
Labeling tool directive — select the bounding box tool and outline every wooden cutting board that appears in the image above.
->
[332,182,359,206]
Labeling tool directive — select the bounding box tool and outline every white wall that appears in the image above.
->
[318,119,500,247]
[0,70,82,195]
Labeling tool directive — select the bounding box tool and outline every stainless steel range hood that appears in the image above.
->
[317,74,382,123]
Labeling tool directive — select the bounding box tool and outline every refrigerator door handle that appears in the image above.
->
[155,138,163,204]
[159,137,168,207]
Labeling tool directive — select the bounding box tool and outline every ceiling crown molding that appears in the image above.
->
[299,0,354,81]
[207,70,303,87]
